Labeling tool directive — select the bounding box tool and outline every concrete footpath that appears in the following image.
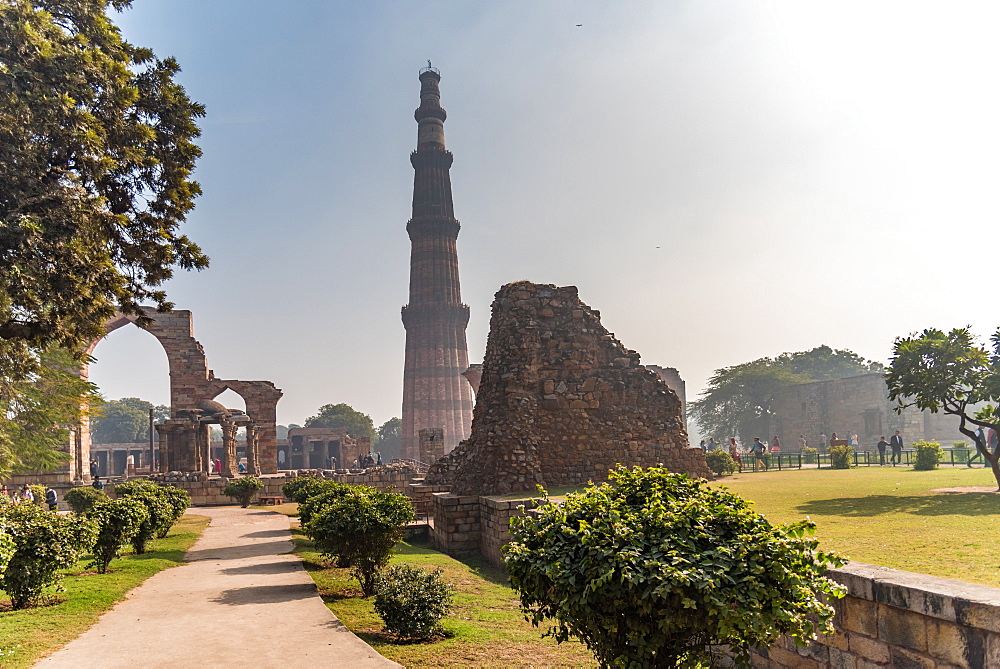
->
[36,506,400,668]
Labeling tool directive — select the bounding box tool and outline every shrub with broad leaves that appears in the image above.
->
[297,482,353,526]
[374,564,453,640]
[156,486,191,538]
[829,444,854,469]
[223,476,264,508]
[86,497,149,573]
[0,503,95,609]
[503,466,846,667]
[124,491,174,554]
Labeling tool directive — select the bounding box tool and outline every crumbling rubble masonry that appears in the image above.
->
[426,282,711,495]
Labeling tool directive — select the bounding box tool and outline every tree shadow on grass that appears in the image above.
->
[795,492,1000,518]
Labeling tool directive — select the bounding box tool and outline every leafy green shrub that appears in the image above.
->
[0,519,13,575]
[297,482,353,526]
[86,497,149,573]
[29,484,46,508]
[282,475,328,503]
[126,491,174,554]
[704,448,737,476]
[503,466,846,667]
[374,564,453,639]
[65,486,106,514]
[113,478,160,497]
[829,444,854,469]
[223,476,264,507]
[156,486,191,538]
[801,446,817,464]
[913,440,944,470]
[0,503,96,609]
[306,486,415,595]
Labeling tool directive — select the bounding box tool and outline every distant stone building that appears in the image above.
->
[426,282,710,495]
[280,427,370,470]
[767,373,962,450]
[400,65,474,459]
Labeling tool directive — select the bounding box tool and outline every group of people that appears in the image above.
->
[697,437,781,473]
[355,452,382,468]
[1,483,59,510]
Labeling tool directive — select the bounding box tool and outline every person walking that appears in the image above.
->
[751,438,769,471]
[969,427,986,467]
[889,431,904,465]
[876,436,888,465]
[45,486,58,511]
[729,437,743,473]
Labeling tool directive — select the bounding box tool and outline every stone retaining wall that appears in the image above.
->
[430,493,481,556]
[755,562,1000,668]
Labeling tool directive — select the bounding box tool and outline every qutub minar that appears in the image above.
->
[400,64,475,460]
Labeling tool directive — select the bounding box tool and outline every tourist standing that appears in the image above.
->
[797,434,807,451]
[728,437,743,473]
[889,431,903,465]
[19,484,33,503]
[770,436,781,453]
[45,487,58,511]
[0,484,10,503]
[751,438,769,470]
[89,458,99,479]
[699,439,706,452]
[92,477,105,491]
[376,451,383,466]
[849,432,859,449]
[125,453,135,477]
[876,436,888,465]
[819,433,827,452]
[708,437,718,451]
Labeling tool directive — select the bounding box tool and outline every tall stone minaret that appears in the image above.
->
[401,64,474,460]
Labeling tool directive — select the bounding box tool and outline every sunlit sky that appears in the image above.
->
[90,1,1000,431]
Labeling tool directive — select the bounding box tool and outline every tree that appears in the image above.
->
[690,345,884,445]
[376,417,402,461]
[305,403,375,442]
[90,397,168,444]
[885,327,1000,490]
[504,466,846,667]
[0,348,100,478]
[0,0,207,376]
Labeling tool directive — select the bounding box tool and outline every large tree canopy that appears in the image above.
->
[690,345,885,445]
[305,403,376,443]
[0,0,207,371]
[886,327,1000,490]
[90,396,168,444]
[0,348,99,477]
[375,417,401,461]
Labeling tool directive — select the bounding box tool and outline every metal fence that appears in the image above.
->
[737,448,988,473]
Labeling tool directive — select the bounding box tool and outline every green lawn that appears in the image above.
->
[710,466,1000,587]
[0,513,209,668]
[282,518,597,667]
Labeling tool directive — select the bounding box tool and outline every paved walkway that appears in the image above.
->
[36,507,400,668]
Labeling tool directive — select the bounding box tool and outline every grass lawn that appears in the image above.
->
[0,513,209,668]
[710,466,1000,587]
[275,507,597,668]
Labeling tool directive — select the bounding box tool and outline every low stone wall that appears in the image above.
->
[430,493,481,556]
[755,562,1000,668]
[479,496,537,566]
[283,466,420,495]
[407,483,451,516]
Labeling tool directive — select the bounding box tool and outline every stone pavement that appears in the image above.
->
[36,506,400,668]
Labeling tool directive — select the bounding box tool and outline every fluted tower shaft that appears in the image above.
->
[401,67,474,460]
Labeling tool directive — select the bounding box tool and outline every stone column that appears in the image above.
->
[220,420,238,478]
[246,423,260,476]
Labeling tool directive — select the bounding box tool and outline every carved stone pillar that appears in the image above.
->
[221,420,238,478]
[246,423,260,476]
[195,422,210,473]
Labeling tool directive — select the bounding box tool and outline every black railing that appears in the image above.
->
[733,448,989,473]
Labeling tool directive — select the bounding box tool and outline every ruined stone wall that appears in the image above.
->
[646,365,686,426]
[753,562,1000,668]
[426,282,709,496]
[769,374,963,451]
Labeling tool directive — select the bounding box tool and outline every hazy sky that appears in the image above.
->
[90,1,1000,431]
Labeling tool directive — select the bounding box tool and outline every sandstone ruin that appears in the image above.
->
[426,281,711,495]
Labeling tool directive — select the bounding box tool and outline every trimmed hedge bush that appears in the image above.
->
[704,448,737,476]
[126,491,174,554]
[374,564,453,639]
[829,444,854,469]
[282,475,329,504]
[504,466,846,667]
[0,503,95,609]
[913,440,944,470]
[306,486,415,596]
[65,486,106,514]
[86,497,149,573]
[297,482,353,526]
[223,476,263,507]
[157,486,191,538]
[801,446,817,464]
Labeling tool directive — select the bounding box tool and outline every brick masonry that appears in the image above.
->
[426,281,711,496]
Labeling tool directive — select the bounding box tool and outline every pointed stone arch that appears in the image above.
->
[75,307,282,479]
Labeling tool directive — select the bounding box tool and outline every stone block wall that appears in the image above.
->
[479,496,537,566]
[753,562,1000,668]
[419,428,445,465]
[769,374,963,451]
[429,493,481,556]
[427,282,710,496]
